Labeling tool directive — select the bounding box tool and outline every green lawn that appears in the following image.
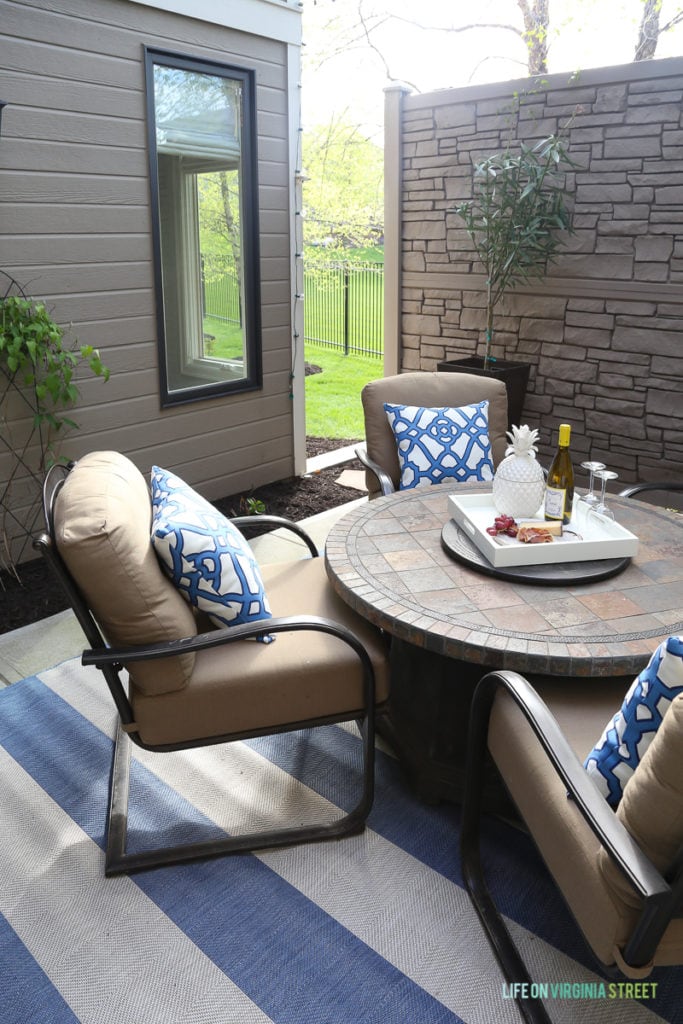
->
[203,316,244,359]
[305,343,382,439]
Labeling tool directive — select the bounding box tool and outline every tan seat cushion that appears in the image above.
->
[53,451,196,695]
[131,557,390,746]
[361,372,508,497]
[487,676,683,973]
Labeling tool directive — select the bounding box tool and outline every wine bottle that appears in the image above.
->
[544,423,574,524]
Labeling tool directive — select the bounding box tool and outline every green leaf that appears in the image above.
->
[0,291,111,476]
[455,129,573,364]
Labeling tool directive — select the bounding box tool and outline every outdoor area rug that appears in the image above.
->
[1,659,682,1024]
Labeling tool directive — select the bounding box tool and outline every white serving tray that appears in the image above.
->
[448,493,639,568]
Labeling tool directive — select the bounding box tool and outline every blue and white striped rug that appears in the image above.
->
[1,659,681,1024]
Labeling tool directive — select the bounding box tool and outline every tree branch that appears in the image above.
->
[467,54,529,83]
[388,16,523,39]
[356,0,420,90]
[660,10,683,33]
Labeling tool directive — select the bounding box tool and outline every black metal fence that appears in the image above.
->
[202,258,385,359]
[203,265,241,326]
[303,260,384,358]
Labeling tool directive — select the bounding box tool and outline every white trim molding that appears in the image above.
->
[129,0,303,45]
[383,83,412,378]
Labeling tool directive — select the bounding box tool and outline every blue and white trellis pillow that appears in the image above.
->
[584,636,683,807]
[150,467,272,633]
[384,400,494,490]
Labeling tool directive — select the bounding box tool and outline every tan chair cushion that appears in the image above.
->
[361,372,508,497]
[53,451,196,694]
[487,677,683,973]
[598,692,683,930]
[131,557,390,746]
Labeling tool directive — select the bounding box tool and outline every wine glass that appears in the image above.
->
[580,460,605,507]
[588,469,619,523]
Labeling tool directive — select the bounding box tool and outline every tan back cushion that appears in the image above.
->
[599,691,683,910]
[361,372,508,496]
[53,451,196,694]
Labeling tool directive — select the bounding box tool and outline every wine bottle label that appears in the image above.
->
[544,486,566,520]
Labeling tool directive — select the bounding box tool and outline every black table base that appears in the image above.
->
[380,639,517,814]
[381,637,629,812]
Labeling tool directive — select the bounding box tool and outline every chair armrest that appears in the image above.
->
[228,514,319,557]
[466,670,670,903]
[82,614,372,675]
[355,446,396,497]
[620,481,683,499]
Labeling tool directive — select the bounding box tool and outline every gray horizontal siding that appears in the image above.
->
[1,0,298,562]
[1,203,153,233]
[2,235,151,267]
[1,171,149,205]
[5,0,287,75]
[0,140,149,176]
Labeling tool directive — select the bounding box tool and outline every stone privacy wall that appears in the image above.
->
[395,57,683,481]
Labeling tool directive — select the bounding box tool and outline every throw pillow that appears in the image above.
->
[584,636,683,807]
[150,466,272,632]
[383,401,494,490]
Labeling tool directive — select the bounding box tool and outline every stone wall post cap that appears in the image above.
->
[384,82,413,94]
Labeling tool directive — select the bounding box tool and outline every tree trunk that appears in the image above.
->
[517,0,549,75]
[485,281,495,370]
[219,171,242,290]
[635,0,660,61]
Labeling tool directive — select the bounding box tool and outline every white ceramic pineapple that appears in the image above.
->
[492,424,545,517]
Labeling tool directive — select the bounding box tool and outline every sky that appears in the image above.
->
[301,0,683,138]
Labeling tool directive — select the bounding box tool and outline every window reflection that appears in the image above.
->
[146,52,261,404]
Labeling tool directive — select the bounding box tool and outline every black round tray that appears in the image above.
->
[440,519,631,586]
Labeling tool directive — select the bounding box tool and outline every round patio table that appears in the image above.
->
[324,484,683,800]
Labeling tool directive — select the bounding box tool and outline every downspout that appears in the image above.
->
[288,36,307,476]
[383,83,411,378]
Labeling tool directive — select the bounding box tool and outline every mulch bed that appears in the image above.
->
[214,436,363,522]
[0,437,364,635]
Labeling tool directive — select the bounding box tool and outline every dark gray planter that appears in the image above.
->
[436,356,531,434]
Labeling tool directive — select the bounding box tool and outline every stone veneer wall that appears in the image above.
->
[395,56,683,481]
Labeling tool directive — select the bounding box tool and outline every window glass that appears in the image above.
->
[146,51,261,404]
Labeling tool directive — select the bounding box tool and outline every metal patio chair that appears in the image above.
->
[461,665,683,1024]
[35,451,390,876]
[355,371,509,498]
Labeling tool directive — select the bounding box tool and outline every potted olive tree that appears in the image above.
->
[0,288,109,573]
[439,134,574,428]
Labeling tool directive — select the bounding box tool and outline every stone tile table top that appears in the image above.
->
[324,484,683,679]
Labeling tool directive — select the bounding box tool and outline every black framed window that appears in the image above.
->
[145,48,261,405]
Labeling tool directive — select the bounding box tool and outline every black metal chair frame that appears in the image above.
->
[357,464,683,504]
[355,444,396,497]
[461,669,683,1024]
[355,441,555,498]
[619,481,683,499]
[35,464,381,876]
